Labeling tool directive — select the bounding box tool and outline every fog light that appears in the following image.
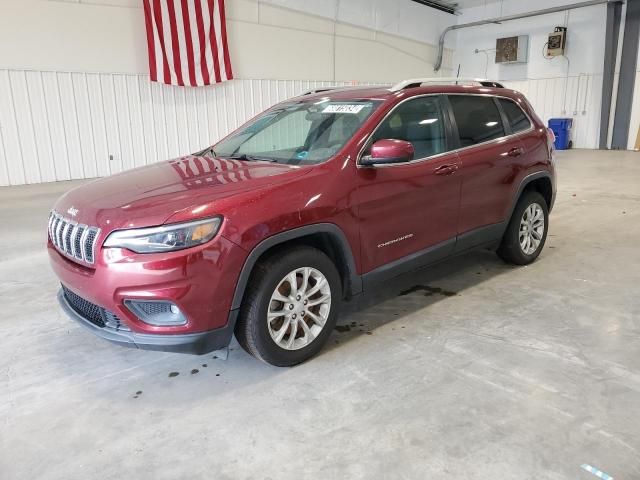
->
[124,300,187,326]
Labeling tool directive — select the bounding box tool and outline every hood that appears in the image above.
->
[53,156,310,231]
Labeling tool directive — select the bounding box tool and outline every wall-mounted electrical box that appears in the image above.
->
[547,27,567,56]
[495,35,529,64]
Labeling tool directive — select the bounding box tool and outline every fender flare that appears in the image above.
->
[229,223,362,311]
[506,171,554,221]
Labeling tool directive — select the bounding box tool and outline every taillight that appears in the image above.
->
[547,127,556,148]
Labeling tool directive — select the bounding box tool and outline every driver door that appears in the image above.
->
[355,95,461,278]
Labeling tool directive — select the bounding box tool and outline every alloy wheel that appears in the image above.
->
[267,267,332,350]
[519,203,545,255]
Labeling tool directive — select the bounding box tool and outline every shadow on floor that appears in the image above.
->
[323,247,518,354]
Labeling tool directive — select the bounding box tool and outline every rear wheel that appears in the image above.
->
[497,190,548,265]
[235,246,341,366]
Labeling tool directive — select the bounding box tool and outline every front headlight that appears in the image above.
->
[103,217,222,253]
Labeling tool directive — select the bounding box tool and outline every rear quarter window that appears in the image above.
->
[499,98,532,133]
[448,95,505,147]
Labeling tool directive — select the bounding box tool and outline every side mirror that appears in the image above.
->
[360,139,414,166]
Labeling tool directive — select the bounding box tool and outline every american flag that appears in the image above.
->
[143,0,233,86]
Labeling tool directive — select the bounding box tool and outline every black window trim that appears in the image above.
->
[444,93,535,153]
[495,96,533,136]
[357,93,458,168]
[494,97,513,136]
[445,94,507,149]
[357,92,535,168]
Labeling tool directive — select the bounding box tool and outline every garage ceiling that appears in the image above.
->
[413,0,503,14]
[442,0,504,8]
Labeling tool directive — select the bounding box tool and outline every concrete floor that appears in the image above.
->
[1,149,639,479]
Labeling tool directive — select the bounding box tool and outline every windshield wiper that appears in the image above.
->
[226,154,277,163]
[193,146,217,157]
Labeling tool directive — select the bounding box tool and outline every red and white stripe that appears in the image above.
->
[143,0,233,86]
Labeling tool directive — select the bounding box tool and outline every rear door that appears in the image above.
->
[356,95,461,274]
[446,94,527,244]
[497,96,545,173]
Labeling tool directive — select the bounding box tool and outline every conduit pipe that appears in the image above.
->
[434,0,625,72]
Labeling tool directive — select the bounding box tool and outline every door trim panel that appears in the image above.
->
[454,222,506,253]
[362,238,455,289]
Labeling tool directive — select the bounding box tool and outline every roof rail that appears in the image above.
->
[301,87,340,96]
[389,78,504,92]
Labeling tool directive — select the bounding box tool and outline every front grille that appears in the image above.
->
[84,228,98,263]
[62,285,130,331]
[48,211,100,265]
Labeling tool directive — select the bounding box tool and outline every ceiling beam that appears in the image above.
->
[409,0,457,15]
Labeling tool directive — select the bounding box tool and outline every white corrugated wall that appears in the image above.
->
[0,71,377,186]
[1,71,607,187]
[504,74,603,150]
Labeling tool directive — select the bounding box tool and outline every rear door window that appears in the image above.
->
[448,95,505,147]
[499,98,532,133]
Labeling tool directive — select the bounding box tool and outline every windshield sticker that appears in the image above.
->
[322,104,366,114]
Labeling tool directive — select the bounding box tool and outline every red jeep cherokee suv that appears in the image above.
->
[48,78,556,366]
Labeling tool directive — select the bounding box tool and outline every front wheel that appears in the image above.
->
[497,190,549,265]
[235,246,341,366]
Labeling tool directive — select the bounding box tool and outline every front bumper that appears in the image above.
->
[58,289,236,354]
[48,232,246,335]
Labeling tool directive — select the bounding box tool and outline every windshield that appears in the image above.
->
[213,100,382,165]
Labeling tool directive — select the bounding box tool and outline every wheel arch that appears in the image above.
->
[230,224,362,311]
[523,175,553,211]
[508,171,554,221]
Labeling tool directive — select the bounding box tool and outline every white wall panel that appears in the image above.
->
[0,112,8,186]
[25,71,57,183]
[454,1,607,80]
[100,74,122,175]
[504,74,603,149]
[0,71,379,186]
[125,76,146,170]
[9,70,42,184]
[57,72,85,180]
[149,81,168,163]
[86,74,111,178]
[0,70,27,185]
[41,71,71,181]
[113,75,135,172]
[72,72,99,179]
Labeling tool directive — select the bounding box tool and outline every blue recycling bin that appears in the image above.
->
[548,118,573,150]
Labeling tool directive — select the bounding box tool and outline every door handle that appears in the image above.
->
[434,164,459,175]
[508,147,524,157]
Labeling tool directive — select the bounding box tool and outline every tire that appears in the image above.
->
[497,190,549,265]
[235,246,342,366]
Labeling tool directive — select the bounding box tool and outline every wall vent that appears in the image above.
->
[495,35,529,64]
